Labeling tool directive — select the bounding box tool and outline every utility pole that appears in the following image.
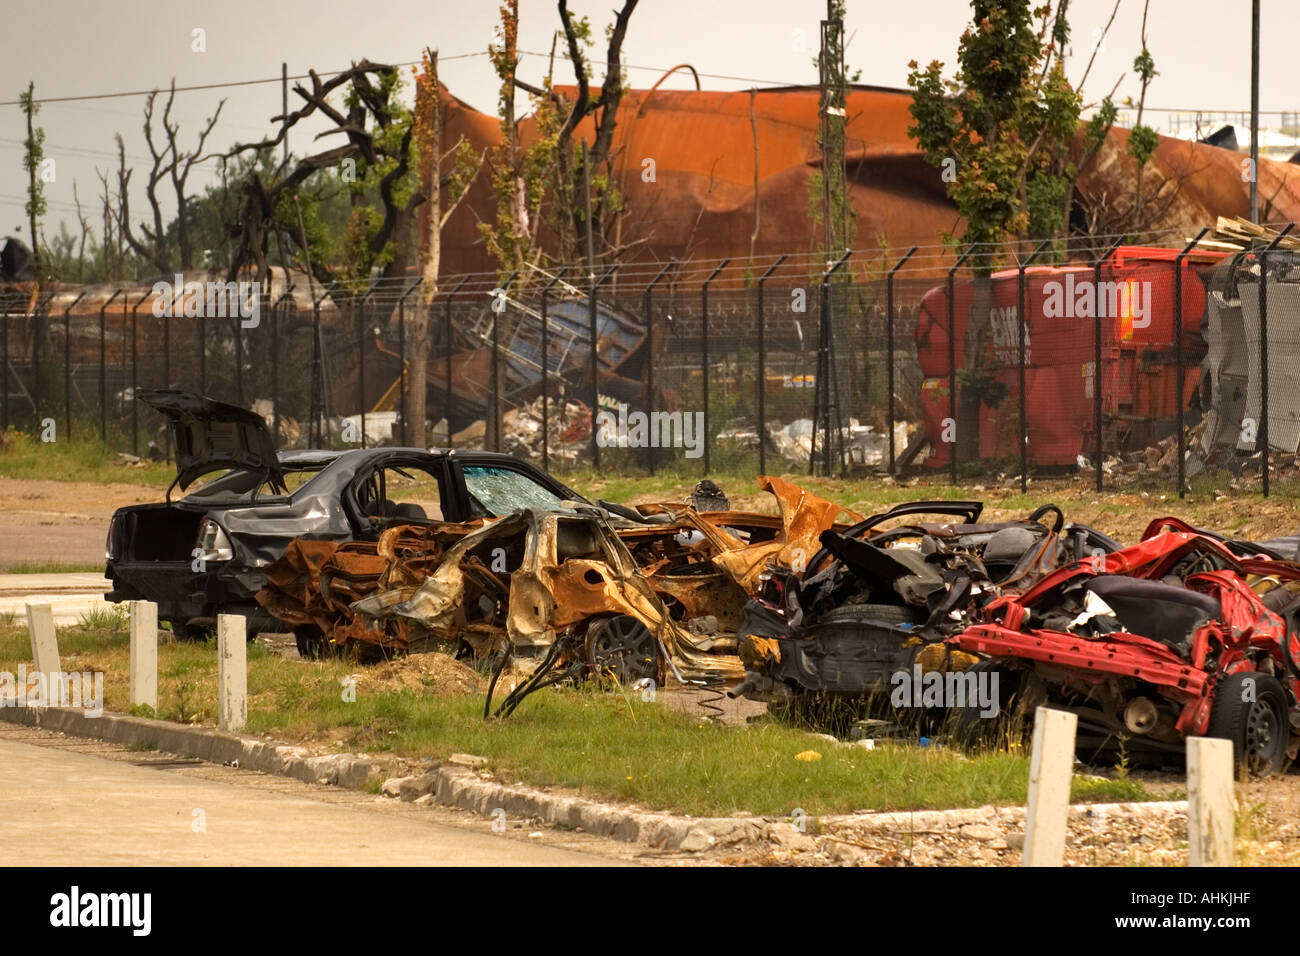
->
[818,1,849,255]
[1250,0,1260,223]
[281,62,289,167]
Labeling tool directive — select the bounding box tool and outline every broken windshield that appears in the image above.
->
[462,465,571,517]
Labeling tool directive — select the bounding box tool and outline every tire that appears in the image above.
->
[181,621,215,642]
[816,603,919,627]
[947,660,1028,751]
[584,614,659,684]
[1208,672,1290,777]
[294,625,328,660]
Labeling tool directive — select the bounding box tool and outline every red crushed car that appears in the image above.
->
[951,520,1300,775]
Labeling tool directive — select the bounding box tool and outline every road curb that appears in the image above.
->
[0,705,1189,854]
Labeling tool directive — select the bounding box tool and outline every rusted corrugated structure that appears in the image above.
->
[426,82,1300,279]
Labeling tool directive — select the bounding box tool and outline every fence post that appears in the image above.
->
[541,267,572,472]
[129,600,158,711]
[587,264,619,469]
[945,245,976,486]
[1186,736,1235,866]
[1016,240,1052,493]
[756,256,787,477]
[700,259,730,474]
[198,310,206,395]
[1,310,7,434]
[31,296,42,429]
[812,249,851,476]
[308,289,325,446]
[1023,706,1077,866]
[63,292,86,443]
[357,290,374,449]
[1093,238,1124,493]
[26,602,60,685]
[490,271,518,454]
[396,279,421,447]
[444,275,470,448]
[643,261,677,475]
[217,613,247,732]
[270,289,295,445]
[130,291,148,457]
[1257,224,1295,498]
[886,247,917,476]
[234,304,244,406]
[1173,229,1209,498]
[98,290,123,442]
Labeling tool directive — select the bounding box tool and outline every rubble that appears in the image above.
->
[497,395,594,463]
[256,475,859,713]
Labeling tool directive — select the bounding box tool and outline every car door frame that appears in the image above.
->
[340,450,457,538]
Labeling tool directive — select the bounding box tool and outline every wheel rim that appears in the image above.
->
[587,616,657,683]
[1244,697,1282,774]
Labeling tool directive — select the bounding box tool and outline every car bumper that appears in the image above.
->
[105,560,273,628]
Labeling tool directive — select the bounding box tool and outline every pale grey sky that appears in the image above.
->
[2,0,1296,240]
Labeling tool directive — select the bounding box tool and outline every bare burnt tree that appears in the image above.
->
[512,0,639,265]
[222,59,423,289]
[115,81,223,274]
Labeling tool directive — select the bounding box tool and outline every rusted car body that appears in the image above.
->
[256,476,860,691]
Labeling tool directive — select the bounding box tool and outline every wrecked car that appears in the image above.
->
[262,508,748,714]
[729,501,1123,716]
[951,525,1300,774]
[105,389,607,637]
[256,475,862,710]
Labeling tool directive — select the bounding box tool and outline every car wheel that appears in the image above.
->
[585,614,658,684]
[182,621,215,642]
[1208,672,1289,777]
[294,625,329,660]
[947,659,1028,751]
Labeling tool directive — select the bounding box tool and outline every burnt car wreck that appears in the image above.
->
[106,389,610,636]
[255,476,862,711]
[729,502,1122,708]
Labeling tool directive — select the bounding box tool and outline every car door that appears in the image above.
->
[342,452,453,539]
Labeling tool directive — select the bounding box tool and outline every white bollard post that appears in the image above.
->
[217,614,247,732]
[1187,736,1235,866]
[25,603,61,706]
[129,601,158,711]
[1023,706,1078,867]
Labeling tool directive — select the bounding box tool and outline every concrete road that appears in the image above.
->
[0,573,115,627]
[0,728,623,866]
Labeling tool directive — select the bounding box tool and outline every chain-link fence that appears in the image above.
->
[3,229,1299,495]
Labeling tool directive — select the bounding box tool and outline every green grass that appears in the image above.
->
[1,561,106,574]
[76,606,129,631]
[0,623,1150,817]
[0,431,174,486]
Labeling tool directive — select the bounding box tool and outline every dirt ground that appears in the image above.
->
[0,478,156,569]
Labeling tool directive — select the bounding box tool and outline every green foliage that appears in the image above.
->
[1125,43,1160,171]
[906,1,1088,263]
[1126,123,1160,170]
[19,83,46,272]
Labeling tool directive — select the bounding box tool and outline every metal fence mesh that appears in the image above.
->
[4,240,1299,496]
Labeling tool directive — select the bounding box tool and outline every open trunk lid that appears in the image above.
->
[137,389,284,494]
